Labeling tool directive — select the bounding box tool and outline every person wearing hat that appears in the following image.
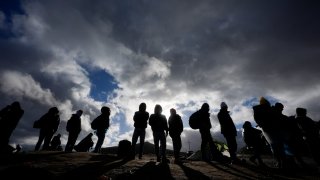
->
[217,102,240,164]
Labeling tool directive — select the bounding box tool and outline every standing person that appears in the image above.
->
[197,103,223,162]
[34,107,60,151]
[91,106,110,153]
[253,97,285,168]
[65,110,83,152]
[0,101,24,153]
[131,103,149,159]
[217,102,240,164]
[295,107,320,165]
[168,108,183,164]
[149,104,169,163]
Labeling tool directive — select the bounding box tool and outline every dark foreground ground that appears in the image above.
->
[0,151,319,180]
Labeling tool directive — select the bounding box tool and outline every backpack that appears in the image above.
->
[91,117,99,130]
[189,111,200,129]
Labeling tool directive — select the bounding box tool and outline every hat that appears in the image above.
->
[220,102,228,108]
[259,97,270,105]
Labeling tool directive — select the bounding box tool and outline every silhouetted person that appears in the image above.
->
[253,97,285,168]
[50,133,62,151]
[65,110,83,152]
[92,106,110,153]
[74,133,94,152]
[168,108,183,164]
[35,107,60,151]
[284,114,308,168]
[295,107,320,165]
[131,102,149,159]
[0,101,24,153]
[149,104,168,163]
[217,102,240,164]
[197,103,223,162]
[242,121,265,166]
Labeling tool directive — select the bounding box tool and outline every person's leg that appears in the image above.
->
[43,131,54,150]
[139,129,146,159]
[94,130,106,153]
[65,132,79,152]
[200,130,209,161]
[35,129,46,151]
[131,129,139,158]
[225,135,238,160]
[159,132,167,162]
[153,132,160,161]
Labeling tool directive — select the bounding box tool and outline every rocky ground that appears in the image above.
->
[0,151,319,180]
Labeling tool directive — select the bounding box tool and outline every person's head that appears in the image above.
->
[76,110,83,117]
[274,102,284,112]
[11,101,21,109]
[200,103,210,112]
[154,104,162,114]
[49,107,59,115]
[101,106,111,115]
[170,108,176,115]
[139,103,147,112]
[243,121,252,129]
[296,107,307,117]
[220,102,228,110]
[259,97,270,106]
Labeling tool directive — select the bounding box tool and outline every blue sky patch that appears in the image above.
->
[87,68,119,102]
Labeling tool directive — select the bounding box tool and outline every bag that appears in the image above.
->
[33,120,41,128]
[189,111,200,129]
[91,118,98,130]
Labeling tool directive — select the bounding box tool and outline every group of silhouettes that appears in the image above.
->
[248,97,320,168]
[1,98,320,168]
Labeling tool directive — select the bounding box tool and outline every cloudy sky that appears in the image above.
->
[1,0,319,152]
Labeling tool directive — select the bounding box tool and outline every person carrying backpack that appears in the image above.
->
[34,107,60,151]
[196,103,223,162]
[92,106,110,153]
[65,110,83,152]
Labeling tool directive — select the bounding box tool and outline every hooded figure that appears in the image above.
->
[217,102,240,164]
[35,107,60,151]
[131,103,149,159]
[65,110,83,152]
